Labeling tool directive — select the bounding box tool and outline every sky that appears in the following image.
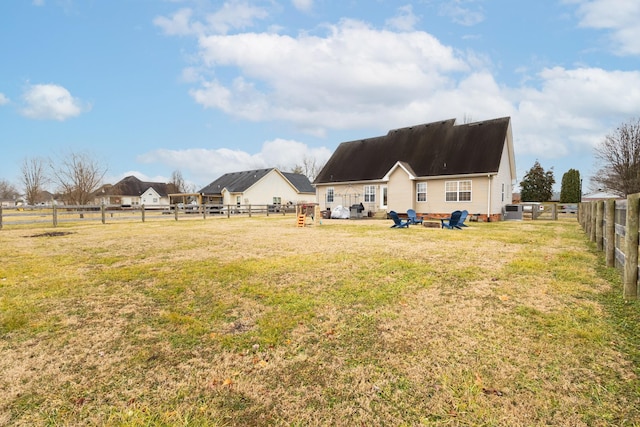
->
[1,0,640,193]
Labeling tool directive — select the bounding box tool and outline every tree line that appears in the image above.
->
[0,151,325,207]
[0,152,194,206]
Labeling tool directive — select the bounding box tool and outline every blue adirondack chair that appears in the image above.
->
[441,210,463,229]
[407,209,423,225]
[458,210,469,227]
[389,211,410,228]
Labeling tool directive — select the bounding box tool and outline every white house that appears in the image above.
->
[95,176,175,208]
[199,168,315,208]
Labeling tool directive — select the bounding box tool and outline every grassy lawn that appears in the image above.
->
[1,216,639,426]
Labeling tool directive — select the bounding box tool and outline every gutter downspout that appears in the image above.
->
[487,175,492,222]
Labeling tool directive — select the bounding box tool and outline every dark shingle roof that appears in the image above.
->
[199,168,315,195]
[282,172,315,193]
[199,169,271,194]
[103,176,172,197]
[314,117,511,184]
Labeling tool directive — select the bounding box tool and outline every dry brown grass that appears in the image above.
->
[1,216,639,426]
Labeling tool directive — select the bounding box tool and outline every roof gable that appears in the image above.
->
[383,161,417,180]
[314,117,511,184]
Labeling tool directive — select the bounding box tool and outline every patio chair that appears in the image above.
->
[458,210,469,227]
[407,209,423,225]
[389,211,410,228]
[441,210,463,229]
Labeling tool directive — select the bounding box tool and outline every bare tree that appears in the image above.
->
[293,156,325,182]
[289,165,304,174]
[169,170,186,193]
[592,117,640,197]
[50,152,107,205]
[20,157,49,205]
[0,179,20,201]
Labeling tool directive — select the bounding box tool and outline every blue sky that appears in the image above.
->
[1,0,640,192]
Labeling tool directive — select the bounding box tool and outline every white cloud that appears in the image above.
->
[32,0,44,6]
[439,1,485,26]
[385,5,420,32]
[157,3,640,182]
[0,93,9,105]
[20,84,90,121]
[205,1,268,34]
[190,19,469,132]
[573,0,640,55]
[511,67,640,159]
[154,1,268,36]
[137,140,332,186]
[153,8,199,36]
[292,0,313,13]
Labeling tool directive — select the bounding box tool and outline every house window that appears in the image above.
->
[326,187,334,203]
[445,180,472,202]
[364,185,376,203]
[153,198,158,203]
[416,182,427,202]
[501,183,505,202]
[273,197,281,205]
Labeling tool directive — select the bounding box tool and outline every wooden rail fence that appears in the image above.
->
[579,196,640,299]
[0,203,308,229]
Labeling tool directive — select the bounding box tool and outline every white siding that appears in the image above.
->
[387,167,412,213]
[315,182,380,213]
[140,188,169,207]
[227,170,314,206]
[491,141,515,211]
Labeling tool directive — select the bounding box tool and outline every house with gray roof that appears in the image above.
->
[313,117,515,221]
[95,175,176,208]
[199,168,315,209]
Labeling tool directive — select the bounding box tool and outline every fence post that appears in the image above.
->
[248,204,252,218]
[101,204,106,224]
[141,205,145,222]
[174,205,179,221]
[590,202,597,242]
[605,199,616,267]
[624,193,639,299]
[577,203,583,229]
[552,203,557,220]
[53,205,58,227]
[0,206,3,230]
[584,202,591,235]
[596,200,604,251]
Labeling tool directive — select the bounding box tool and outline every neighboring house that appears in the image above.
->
[0,199,15,208]
[199,168,315,208]
[313,117,516,221]
[95,175,175,208]
[581,190,624,201]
